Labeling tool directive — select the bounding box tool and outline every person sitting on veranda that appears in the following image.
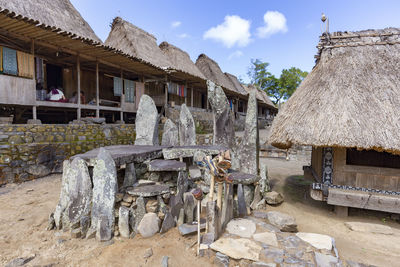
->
[69,91,86,104]
[47,86,66,101]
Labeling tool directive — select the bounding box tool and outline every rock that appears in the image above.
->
[80,215,90,237]
[346,260,374,267]
[281,235,303,249]
[71,228,81,238]
[255,199,266,210]
[46,212,55,231]
[226,218,256,238]
[123,163,136,188]
[260,247,284,264]
[296,232,333,250]
[146,198,159,213]
[135,94,159,145]
[267,211,297,232]
[115,193,124,202]
[314,252,339,267]
[53,160,71,229]
[220,183,234,228]
[239,90,259,175]
[121,201,131,207]
[179,104,196,146]
[201,232,215,246]
[265,191,284,205]
[244,184,255,207]
[214,252,230,267]
[176,171,188,201]
[161,256,169,267]
[160,210,175,233]
[207,80,235,148]
[253,232,278,247]
[344,222,393,235]
[178,208,185,226]
[228,172,260,185]
[162,145,225,160]
[253,210,268,219]
[251,262,277,267]
[90,148,117,241]
[5,255,35,267]
[148,159,186,172]
[96,215,112,241]
[178,220,206,235]
[206,200,219,240]
[134,197,146,231]
[127,184,170,197]
[123,194,134,203]
[183,192,196,223]
[257,222,281,233]
[210,237,262,261]
[162,119,179,146]
[143,248,153,258]
[119,206,130,238]
[237,184,247,217]
[251,185,262,210]
[259,163,270,197]
[169,194,183,221]
[137,212,160,238]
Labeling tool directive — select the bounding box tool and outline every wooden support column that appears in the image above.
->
[191,87,194,107]
[96,61,100,118]
[77,55,81,120]
[31,39,37,120]
[120,69,124,123]
[185,81,188,105]
[164,76,168,108]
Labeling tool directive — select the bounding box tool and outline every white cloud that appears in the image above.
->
[203,15,251,48]
[177,33,189,38]
[171,21,181,28]
[257,11,288,38]
[228,50,243,60]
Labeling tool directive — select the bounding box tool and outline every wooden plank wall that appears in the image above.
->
[333,147,400,191]
[311,147,323,182]
[0,75,35,105]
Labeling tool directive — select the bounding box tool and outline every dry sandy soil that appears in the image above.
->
[0,158,399,266]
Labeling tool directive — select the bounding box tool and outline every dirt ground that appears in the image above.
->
[0,158,399,266]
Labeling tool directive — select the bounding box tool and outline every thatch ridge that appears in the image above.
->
[195,54,237,94]
[159,41,206,80]
[0,0,101,42]
[242,84,276,110]
[269,28,400,154]
[105,17,170,69]
[224,72,248,96]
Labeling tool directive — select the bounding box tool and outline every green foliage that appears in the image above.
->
[247,59,308,105]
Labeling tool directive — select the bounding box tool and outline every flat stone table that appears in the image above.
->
[126,184,170,197]
[228,172,260,185]
[71,145,171,166]
[162,145,228,160]
[148,159,186,172]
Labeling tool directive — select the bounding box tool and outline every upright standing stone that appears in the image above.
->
[179,104,196,146]
[207,80,235,148]
[221,183,234,229]
[239,90,259,175]
[119,206,130,238]
[66,157,92,230]
[206,200,220,241]
[135,94,159,145]
[53,160,71,230]
[237,184,247,217]
[134,196,146,231]
[89,148,117,241]
[162,119,179,146]
[183,192,196,224]
[176,171,188,201]
[123,163,136,188]
[259,163,270,197]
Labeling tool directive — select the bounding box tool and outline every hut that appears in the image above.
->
[269,28,400,215]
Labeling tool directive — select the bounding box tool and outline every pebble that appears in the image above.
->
[161,256,169,267]
[143,248,153,258]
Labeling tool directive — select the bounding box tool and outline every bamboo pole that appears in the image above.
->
[197,199,201,256]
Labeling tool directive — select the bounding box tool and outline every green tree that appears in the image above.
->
[247,59,308,105]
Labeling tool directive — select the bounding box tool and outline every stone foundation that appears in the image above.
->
[0,124,135,184]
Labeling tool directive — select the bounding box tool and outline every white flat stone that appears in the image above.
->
[226,218,256,238]
[314,252,338,266]
[344,222,393,235]
[296,232,332,250]
[252,232,279,247]
[210,237,262,261]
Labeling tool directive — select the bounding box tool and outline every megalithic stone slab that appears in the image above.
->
[123,163,136,188]
[176,171,188,201]
[160,210,175,234]
[134,196,146,231]
[239,90,259,175]
[119,206,130,238]
[259,163,271,197]
[183,192,196,224]
[162,119,179,146]
[90,148,117,241]
[179,104,196,146]
[237,184,247,217]
[221,183,234,229]
[170,194,183,222]
[135,94,159,145]
[66,157,92,229]
[207,80,235,148]
[54,160,71,230]
[206,200,220,242]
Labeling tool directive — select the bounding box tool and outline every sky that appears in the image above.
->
[71,0,400,83]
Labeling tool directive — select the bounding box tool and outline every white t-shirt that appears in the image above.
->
[48,89,65,101]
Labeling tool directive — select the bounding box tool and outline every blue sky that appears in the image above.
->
[71,0,400,82]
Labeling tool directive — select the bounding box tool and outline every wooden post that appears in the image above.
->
[96,61,100,118]
[185,81,188,105]
[77,55,81,120]
[191,87,194,107]
[164,76,168,108]
[197,199,201,256]
[120,69,124,123]
[31,39,37,120]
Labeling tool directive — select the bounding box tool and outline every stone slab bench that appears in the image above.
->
[148,159,186,172]
[71,145,171,166]
[162,145,227,160]
[228,172,260,185]
[126,184,170,197]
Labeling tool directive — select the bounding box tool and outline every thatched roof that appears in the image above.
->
[269,28,400,154]
[159,42,206,81]
[225,73,248,96]
[242,84,277,110]
[195,54,238,95]
[0,0,101,42]
[105,17,170,69]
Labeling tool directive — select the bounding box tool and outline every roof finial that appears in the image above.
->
[321,13,329,34]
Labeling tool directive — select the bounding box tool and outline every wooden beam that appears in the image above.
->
[96,61,100,118]
[77,55,81,120]
[191,87,194,107]
[120,69,124,123]
[31,38,37,120]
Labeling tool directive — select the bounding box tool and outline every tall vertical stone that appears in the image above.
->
[119,206,130,238]
[221,183,233,229]
[207,80,235,148]
[237,184,247,217]
[54,160,71,230]
[123,163,136,188]
[161,119,179,146]
[183,192,196,224]
[239,90,259,175]
[135,94,159,145]
[89,148,117,241]
[179,104,196,146]
[259,163,271,198]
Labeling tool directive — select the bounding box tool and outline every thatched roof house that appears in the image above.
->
[269,28,400,214]
[242,84,276,111]
[0,0,101,42]
[159,41,206,83]
[105,17,170,70]
[225,73,248,96]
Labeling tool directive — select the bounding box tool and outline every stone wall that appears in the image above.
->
[0,124,135,185]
